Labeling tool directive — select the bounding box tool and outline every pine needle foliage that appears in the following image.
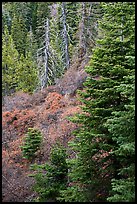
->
[105,67,135,202]
[16,52,39,94]
[11,14,27,56]
[2,25,19,96]
[58,2,135,202]
[21,128,42,161]
[29,142,68,202]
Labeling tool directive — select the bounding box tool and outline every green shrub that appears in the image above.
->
[21,127,42,161]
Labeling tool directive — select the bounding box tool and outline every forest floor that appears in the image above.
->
[2,58,89,202]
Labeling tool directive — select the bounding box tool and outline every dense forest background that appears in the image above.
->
[2,2,100,96]
[2,2,135,202]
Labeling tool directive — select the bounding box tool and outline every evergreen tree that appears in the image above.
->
[81,2,101,56]
[36,2,68,89]
[29,142,68,202]
[21,128,42,161]
[11,15,27,56]
[4,2,30,29]
[3,2,38,36]
[56,2,70,69]
[27,2,38,35]
[2,25,19,96]
[2,26,38,95]
[16,52,39,93]
[65,2,81,59]
[2,3,12,34]
[48,12,66,82]
[105,57,135,202]
[36,18,50,89]
[58,2,135,202]
[36,2,52,48]
[25,26,38,60]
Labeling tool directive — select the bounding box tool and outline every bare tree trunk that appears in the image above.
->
[29,25,33,48]
[37,18,50,90]
[78,2,86,58]
[43,18,49,88]
[62,2,70,69]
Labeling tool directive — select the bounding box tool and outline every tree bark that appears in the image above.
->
[43,18,49,88]
[62,2,70,69]
[37,18,50,90]
[78,2,86,58]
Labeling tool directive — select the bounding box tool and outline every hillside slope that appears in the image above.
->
[2,58,89,202]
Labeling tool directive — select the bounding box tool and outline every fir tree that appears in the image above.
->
[65,2,80,59]
[105,56,135,202]
[11,15,27,56]
[4,2,30,29]
[21,128,42,161]
[16,52,39,93]
[29,142,68,202]
[27,2,38,35]
[25,26,38,60]
[59,2,135,202]
[2,25,19,96]
[36,2,52,48]
[48,12,66,81]
[2,3,12,34]
[3,24,38,95]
